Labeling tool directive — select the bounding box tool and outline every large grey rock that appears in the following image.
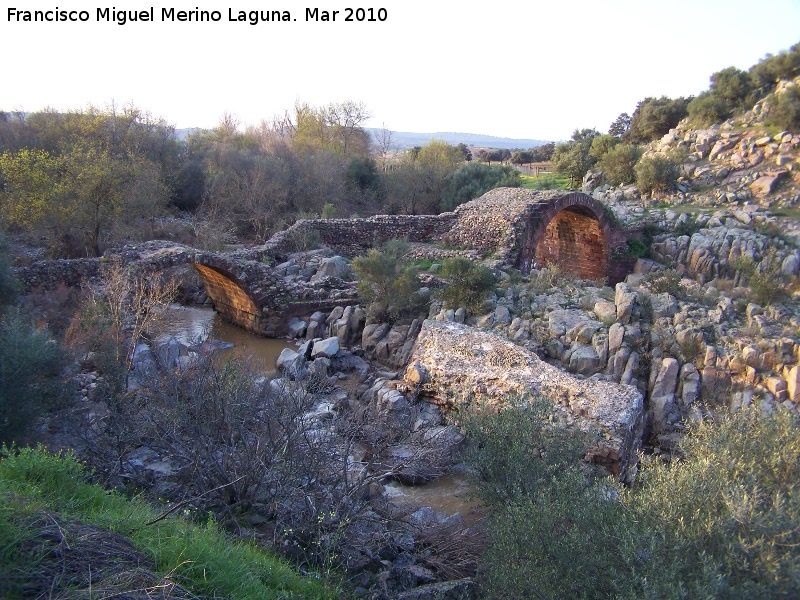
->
[405,320,644,482]
[311,336,340,359]
[614,283,638,325]
[277,348,306,379]
[287,317,307,338]
[311,255,351,282]
[650,293,679,319]
[569,344,601,375]
[650,357,680,435]
[153,335,188,370]
[593,301,617,325]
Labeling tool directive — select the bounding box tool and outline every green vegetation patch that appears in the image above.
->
[0,446,337,600]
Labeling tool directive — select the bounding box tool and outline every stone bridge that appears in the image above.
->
[14,189,640,336]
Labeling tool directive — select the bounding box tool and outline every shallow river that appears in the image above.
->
[160,304,483,520]
[159,304,294,370]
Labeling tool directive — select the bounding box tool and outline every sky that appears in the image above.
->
[1,0,799,142]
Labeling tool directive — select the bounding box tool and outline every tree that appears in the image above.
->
[373,123,394,172]
[596,143,642,186]
[385,140,464,214]
[588,134,620,161]
[608,112,631,137]
[530,142,555,162]
[710,66,753,110]
[552,128,600,186]
[688,91,732,126]
[623,96,691,145]
[749,42,800,97]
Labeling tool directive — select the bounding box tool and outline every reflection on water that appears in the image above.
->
[384,469,484,524]
[159,304,295,370]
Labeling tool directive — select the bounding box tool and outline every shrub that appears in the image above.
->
[635,154,680,195]
[0,234,19,308]
[688,90,732,126]
[641,268,685,298]
[435,257,496,313]
[729,252,787,306]
[766,86,800,131]
[597,143,643,185]
[458,395,587,503]
[628,406,800,598]
[352,243,425,320]
[466,395,800,599]
[0,311,70,445]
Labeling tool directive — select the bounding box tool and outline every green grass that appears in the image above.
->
[519,173,574,190]
[0,446,338,600]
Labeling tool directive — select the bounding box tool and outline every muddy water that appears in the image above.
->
[159,304,294,370]
[384,468,484,524]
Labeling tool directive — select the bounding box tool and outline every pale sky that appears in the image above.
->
[2,0,799,141]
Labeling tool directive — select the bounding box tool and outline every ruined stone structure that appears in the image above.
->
[14,189,640,336]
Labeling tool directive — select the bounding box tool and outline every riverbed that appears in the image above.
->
[160,304,483,521]
[159,304,295,370]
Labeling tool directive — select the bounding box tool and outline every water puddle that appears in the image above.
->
[383,468,485,525]
[159,304,295,370]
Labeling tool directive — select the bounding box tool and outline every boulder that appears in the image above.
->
[287,317,307,338]
[310,255,351,282]
[311,336,340,359]
[277,348,306,378]
[153,335,188,370]
[569,344,601,376]
[593,301,617,325]
[407,320,644,482]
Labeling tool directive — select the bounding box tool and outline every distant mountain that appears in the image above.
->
[175,126,550,150]
[369,129,550,150]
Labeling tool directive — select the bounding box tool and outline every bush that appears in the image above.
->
[729,252,788,306]
[0,234,19,308]
[459,396,586,503]
[435,257,496,313]
[629,406,800,598]
[597,143,643,186]
[641,268,685,298]
[467,395,800,599]
[766,86,800,131]
[635,154,680,195]
[352,244,425,320]
[688,90,732,126]
[0,311,70,445]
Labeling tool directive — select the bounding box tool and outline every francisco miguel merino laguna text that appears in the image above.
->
[7,7,388,25]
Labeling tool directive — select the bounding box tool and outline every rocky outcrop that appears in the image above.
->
[404,320,644,481]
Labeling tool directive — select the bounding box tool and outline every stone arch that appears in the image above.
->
[192,262,264,333]
[517,193,615,280]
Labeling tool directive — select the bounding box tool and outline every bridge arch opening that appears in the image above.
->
[192,264,263,332]
[532,204,608,280]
